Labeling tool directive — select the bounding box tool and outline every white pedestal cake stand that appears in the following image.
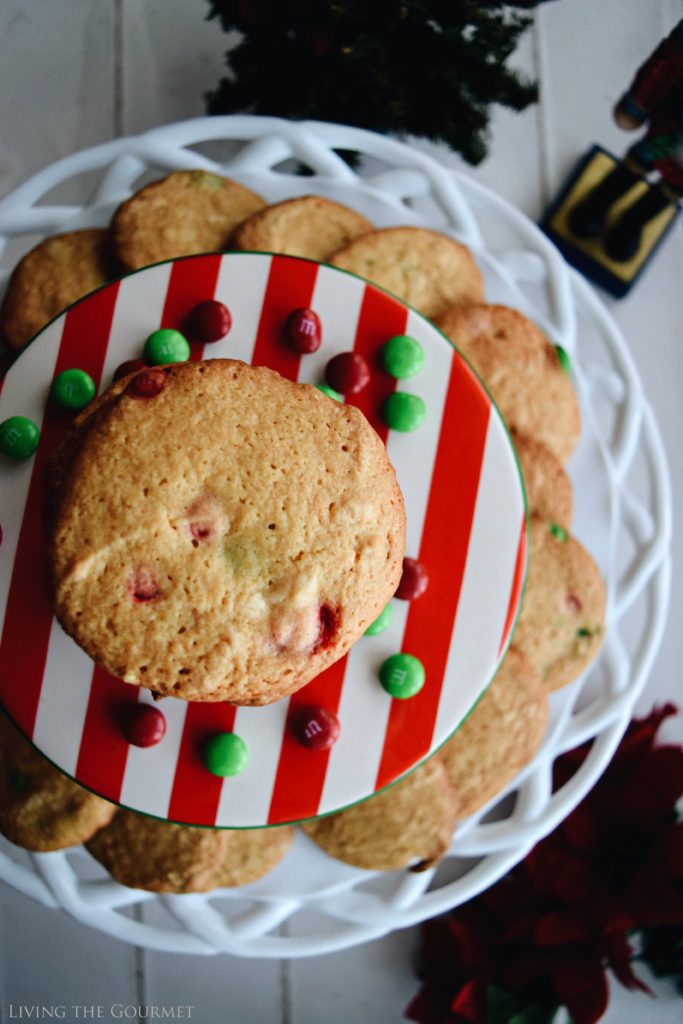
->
[0,117,672,958]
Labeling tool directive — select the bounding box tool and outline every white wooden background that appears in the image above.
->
[1,1,682,1021]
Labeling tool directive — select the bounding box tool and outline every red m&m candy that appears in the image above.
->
[284,308,322,353]
[325,352,370,395]
[395,557,429,600]
[127,368,166,399]
[123,704,166,748]
[292,705,341,751]
[185,300,232,343]
[113,358,147,382]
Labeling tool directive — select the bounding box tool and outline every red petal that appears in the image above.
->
[603,931,653,994]
[535,910,592,945]
[447,917,491,969]
[552,952,605,998]
[619,703,678,761]
[450,977,485,1022]
[563,978,609,1024]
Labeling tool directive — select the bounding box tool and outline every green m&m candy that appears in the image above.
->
[144,328,191,366]
[0,416,40,460]
[203,732,249,777]
[382,391,426,432]
[315,383,343,402]
[555,344,571,375]
[50,368,96,411]
[379,652,425,699]
[549,522,568,542]
[382,334,425,379]
[365,603,393,636]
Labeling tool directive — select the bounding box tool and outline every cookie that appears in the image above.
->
[438,646,548,818]
[302,757,459,871]
[85,811,229,893]
[435,304,580,462]
[110,171,266,271]
[0,229,114,353]
[330,226,484,319]
[48,359,406,705]
[0,714,116,851]
[231,195,373,261]
[512,430,573,529]
[210,826,294,887]
[513,516,606,690]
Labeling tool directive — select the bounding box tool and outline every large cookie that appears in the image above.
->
[0,230,114,354]
[85,811,229,893]
[514,516,606,690]
[513,430,573,529]
[0,714,115,851]
[436,304,580,462]
[110,171,266,271]
[231,195,372,261]
[438,646,548,818]
[330,227,484,319]
[302,757,459,871]
[48,359,406,705]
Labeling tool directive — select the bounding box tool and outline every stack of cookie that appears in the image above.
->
[0,169,605,891]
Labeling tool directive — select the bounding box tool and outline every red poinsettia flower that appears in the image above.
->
[407,705,683,1024]
[527,703,683,931]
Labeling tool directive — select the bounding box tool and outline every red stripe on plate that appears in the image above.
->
[375,352,491,790]
[251,256,319,380]
[75,667,140,801]
[159,253,223,362]
[498,516,527,655]
[167,701,237,826]
[0,283,120,736]
[267,656,348,824]
[347,286,408,442]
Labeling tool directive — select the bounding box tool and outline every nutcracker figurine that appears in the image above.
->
[569,20,683,262]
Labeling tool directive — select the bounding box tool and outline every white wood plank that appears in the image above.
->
[288,918,420,1024]
[139,902,285,1024]
[0,0,115,198]
[0,882,139,1012]
[120,0,230,135]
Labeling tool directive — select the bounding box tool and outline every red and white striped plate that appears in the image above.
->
[0,252,526,827]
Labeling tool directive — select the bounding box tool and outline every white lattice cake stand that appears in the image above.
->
[0,117,672,957]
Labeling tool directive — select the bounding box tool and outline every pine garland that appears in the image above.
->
[205,1,552,165]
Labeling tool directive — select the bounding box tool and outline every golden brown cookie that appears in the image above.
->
[48,359,406,705]
[302,757,459,871]
[438,647,548,818]
[231,195,373,261]
[0,714,116,851]
[210,826,294,887]
[513,516,606,690]
[512,430,573,529]
[85,811,229,893]
[110,171,266,271]
[330,226,484,319]
[0,229,114,353]
[436,304,580,463]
